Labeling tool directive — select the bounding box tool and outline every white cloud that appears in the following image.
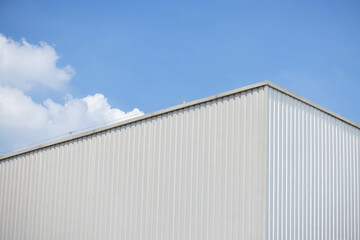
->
[0,85,143,152]
[0,34,144,154]
[0,34,74,90]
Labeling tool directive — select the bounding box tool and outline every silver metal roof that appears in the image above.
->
[1,80,359,160]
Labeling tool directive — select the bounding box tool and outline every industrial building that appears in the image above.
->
[0,81,359,240]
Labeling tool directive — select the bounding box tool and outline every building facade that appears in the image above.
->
[0,81,359,240]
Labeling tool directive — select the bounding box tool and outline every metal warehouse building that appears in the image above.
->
[0,81,359,240]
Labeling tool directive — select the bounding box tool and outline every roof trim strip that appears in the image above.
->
[1,80,359,160]
[267,81,360,130]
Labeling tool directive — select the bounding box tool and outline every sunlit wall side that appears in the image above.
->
[266,87,360,240]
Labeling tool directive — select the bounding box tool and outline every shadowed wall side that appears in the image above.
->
[0,87,267,240]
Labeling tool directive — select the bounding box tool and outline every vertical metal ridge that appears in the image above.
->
[266,87,360,240]
[0,87,267,239]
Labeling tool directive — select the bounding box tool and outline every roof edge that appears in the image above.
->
[267,81,360,130]
[1,80,359,161]
[0,81,269,160]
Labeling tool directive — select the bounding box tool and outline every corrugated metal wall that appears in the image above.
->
[0,87,267,240]
[266,87,360,240]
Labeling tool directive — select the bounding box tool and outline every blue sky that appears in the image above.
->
[0,1,359,154]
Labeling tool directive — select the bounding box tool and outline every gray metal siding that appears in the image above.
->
[266,87,360,240]
[0,87,267,240]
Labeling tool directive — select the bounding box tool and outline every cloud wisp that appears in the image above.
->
[0,34,143,154]
[0,34,74,90]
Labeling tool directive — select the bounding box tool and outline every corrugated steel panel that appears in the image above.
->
[266,87,360,240]
[0,87,267,240]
